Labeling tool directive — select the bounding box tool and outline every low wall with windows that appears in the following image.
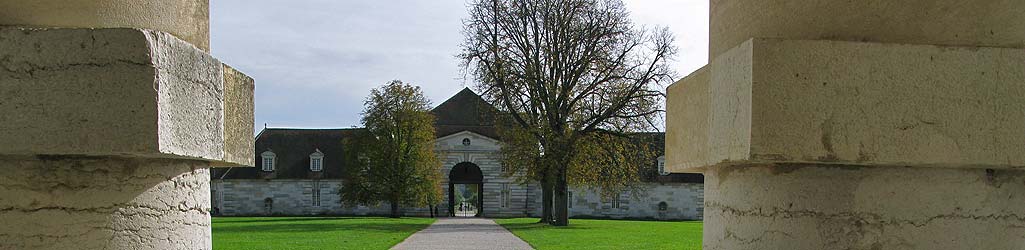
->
[544,183,705,221]
[213,179,703,220]
[213,179,437,216]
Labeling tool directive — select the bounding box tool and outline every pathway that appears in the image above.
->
[392,218,534,250]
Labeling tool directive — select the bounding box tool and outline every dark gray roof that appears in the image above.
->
[216,89,702,183]
[630,132,703,184]
[431,88,500,138]
[213,128,361,179]
[216,88,500,180]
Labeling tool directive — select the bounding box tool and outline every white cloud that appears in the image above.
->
[211,0,707,132]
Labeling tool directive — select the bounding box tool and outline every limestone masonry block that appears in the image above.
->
[666,38,1025,172]
[709,0,1025,58]
[221,64,255,167]
[0,0,211,51]
[0,156,212,249]
[0,28,253,166]
[703,164,1025,250]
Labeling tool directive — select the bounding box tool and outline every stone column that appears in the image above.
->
[0,1,253,249]
[666,1,1025,249]
[0,0,211,51]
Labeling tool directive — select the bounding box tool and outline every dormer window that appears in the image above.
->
[261,150,276,171]
[310,149,324,172]
[657,155,668,176]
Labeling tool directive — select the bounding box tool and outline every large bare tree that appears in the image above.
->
[461,0,676,226]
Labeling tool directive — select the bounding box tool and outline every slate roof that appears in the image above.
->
[631,132,704,184]
[432,88,500,139]
[216,88,702,183]
[213,128,361,179]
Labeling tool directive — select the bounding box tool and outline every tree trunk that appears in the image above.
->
[540,180,553,224]
[390,199,400,218]
[553,169,569,226]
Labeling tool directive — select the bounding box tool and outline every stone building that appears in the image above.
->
[213,88,704,220]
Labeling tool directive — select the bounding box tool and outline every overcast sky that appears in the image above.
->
[210,0,708,132]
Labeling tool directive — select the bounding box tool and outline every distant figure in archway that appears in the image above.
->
[449,162,483,217]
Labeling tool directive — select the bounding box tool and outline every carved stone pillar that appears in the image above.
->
[0,1,253,249]
[667,1,1025,249]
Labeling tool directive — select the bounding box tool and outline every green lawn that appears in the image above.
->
[212,217,435,250]
[495,218,702,250]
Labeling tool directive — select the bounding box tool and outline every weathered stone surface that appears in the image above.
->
[221,64,255,167]
[214,179,352,216]
[0,28,252,166]
[558,183,704,220]
[709,0,1025,58]
[214,178,705,220]
[703,163,1025,250]
[666,38,1025,172]
[0,0,211,51]
[666,66,709,174]
[0,156,212,250]
[151,29,225,162]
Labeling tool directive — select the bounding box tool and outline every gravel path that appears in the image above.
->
[391,218,534,250]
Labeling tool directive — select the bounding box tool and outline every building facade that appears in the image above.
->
[212,88,704,220]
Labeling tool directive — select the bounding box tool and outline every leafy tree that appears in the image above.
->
[461,0,676,226]
[340,80,442,218]
[570,133,660,200]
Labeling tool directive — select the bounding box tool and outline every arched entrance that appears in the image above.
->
[449,162,483,217]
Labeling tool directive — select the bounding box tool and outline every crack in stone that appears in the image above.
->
[707,201,1025,228]
[0,59,151,78]
[0,203,209,215]
[724,229,794,245]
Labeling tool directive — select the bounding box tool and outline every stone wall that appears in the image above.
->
[437,131,535,218]
[211,178,526,217]
[214,179,436,216]
[216,179,343,216]
[531,183,705,221]
[213,178,704,220]
[214,131,704,220]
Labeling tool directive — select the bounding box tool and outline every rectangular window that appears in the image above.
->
[262,158,274,171]
[602,193,621,209]
[568,191,573,208]
[211,189,219,212]
[312,182,321,207]
[658,157,666,175]
[310,158,323,171]
[500,183,511,208]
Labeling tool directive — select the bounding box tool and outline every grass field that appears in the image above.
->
[211,217,435,250]
[495,218,703,250]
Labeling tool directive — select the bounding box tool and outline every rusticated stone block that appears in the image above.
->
[221,64,255,166]
[0,156,212,249]
[709,0,1025,58]
[0,0,211,51]
[703,163,1025,250]
[0,27,253,166]
[666,38,1025,172]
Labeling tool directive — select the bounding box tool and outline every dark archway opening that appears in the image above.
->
[449,162,484,217]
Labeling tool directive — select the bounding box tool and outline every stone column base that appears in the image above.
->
[704,164,1025,250]
[0,156,212,250]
